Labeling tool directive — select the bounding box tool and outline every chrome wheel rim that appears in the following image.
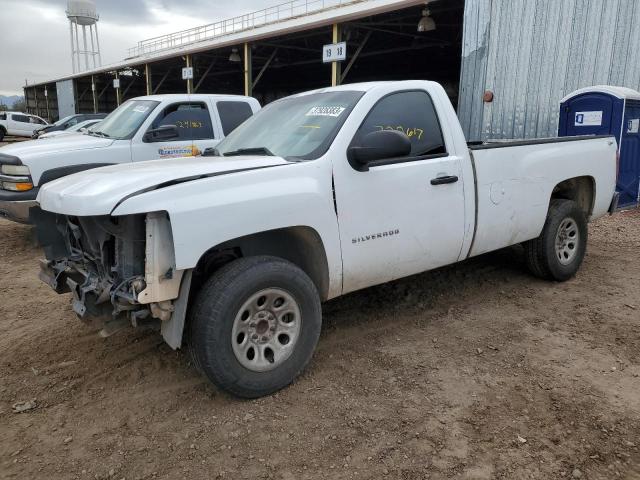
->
[555,217,580,265]
[231,288,301,372]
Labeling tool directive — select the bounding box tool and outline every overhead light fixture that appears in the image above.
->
[417,9,436,32]
[229,48,241,62]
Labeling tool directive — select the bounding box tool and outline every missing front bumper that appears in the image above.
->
[38,259,70,294]
[0,199,37,223]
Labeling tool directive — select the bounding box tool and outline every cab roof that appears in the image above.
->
[129,93,255,102]
[292,80,441,96]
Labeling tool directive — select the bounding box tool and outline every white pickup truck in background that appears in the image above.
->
[0,94,260,222]
[35,80,618,398]
[0,111,48,141]
[38,119,103,139]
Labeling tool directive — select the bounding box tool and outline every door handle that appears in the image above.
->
[430,175,459,186]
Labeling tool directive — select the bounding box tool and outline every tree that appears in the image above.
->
[0,103,7,111]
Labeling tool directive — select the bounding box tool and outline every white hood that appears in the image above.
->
[37,155,291,216]
[0,135,117,185]
[0,134,114,157]
[39,131,84,139]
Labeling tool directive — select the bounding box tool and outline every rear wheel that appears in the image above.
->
[523,199,587,281]
[188,256,322,398]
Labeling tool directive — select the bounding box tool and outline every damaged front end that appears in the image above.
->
[35,210,186,341]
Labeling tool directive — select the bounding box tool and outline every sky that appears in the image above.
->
[0,0,275,96]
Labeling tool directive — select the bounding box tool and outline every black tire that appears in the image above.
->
[523,199,587,281]
[0,128,5,142]
[188,255,322,398]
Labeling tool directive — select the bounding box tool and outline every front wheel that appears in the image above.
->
[188,256,322,398]
[523,199,588,281]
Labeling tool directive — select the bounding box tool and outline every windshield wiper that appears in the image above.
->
[89,130,111,139]
[223,147,274,157]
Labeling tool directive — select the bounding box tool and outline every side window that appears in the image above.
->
[354,91,446,157]
[0,113,6,121]
[12,114,30,123]
[152,102,214,140]
[217,101,254,136]
[66,118,79,127]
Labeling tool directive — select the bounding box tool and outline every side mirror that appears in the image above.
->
[144,124,180,142]
[347,130,412,171]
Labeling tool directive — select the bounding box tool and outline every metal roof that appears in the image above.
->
[129,0,363,58]
[27,0,425,88]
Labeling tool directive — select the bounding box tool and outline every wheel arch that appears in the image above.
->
[162,226,333,350]
[193,226,331,301]
[550,175,595,218]
[162,226,330,349]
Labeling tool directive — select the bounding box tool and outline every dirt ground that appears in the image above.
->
[1,194,639,479]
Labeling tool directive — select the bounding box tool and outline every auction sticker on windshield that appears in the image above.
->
[306,106,346,117]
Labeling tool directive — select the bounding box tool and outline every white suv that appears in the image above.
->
[0,112,48,141]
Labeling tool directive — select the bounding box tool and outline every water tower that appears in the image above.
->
[66,0,101,73]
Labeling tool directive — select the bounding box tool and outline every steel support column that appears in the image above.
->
[115,72,121,106]
[244,43,252,97]
[34,88,40,117]
[45,86,51,120]
[145,64,152,95]
[331,23,341,87]
[186,55,193,94]
[91,75,98,113]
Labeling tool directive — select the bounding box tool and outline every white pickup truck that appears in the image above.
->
[35,81,618,398]
[0,111,48,140]
[0,94,260,223]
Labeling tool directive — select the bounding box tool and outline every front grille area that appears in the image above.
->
[37,212,148,328]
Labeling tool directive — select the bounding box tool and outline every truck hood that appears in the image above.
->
[0,134,114,159]
[37,155,291,216]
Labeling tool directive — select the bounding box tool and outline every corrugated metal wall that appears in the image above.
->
[458,0,640,141]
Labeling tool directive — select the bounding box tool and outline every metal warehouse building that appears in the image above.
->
[23,0,640,141]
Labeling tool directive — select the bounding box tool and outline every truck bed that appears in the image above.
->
[467,134,613,150]
[466,135,617,258]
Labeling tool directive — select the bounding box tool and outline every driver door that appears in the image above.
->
[333,90,467,294]
[131,102,215,162]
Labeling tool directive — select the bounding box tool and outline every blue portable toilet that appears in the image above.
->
[559,85,640,209]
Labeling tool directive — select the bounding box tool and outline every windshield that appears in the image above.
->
[53,115,74,127]
[215,91,363,160]
[70,120,97,132]
[90,100,160,140]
